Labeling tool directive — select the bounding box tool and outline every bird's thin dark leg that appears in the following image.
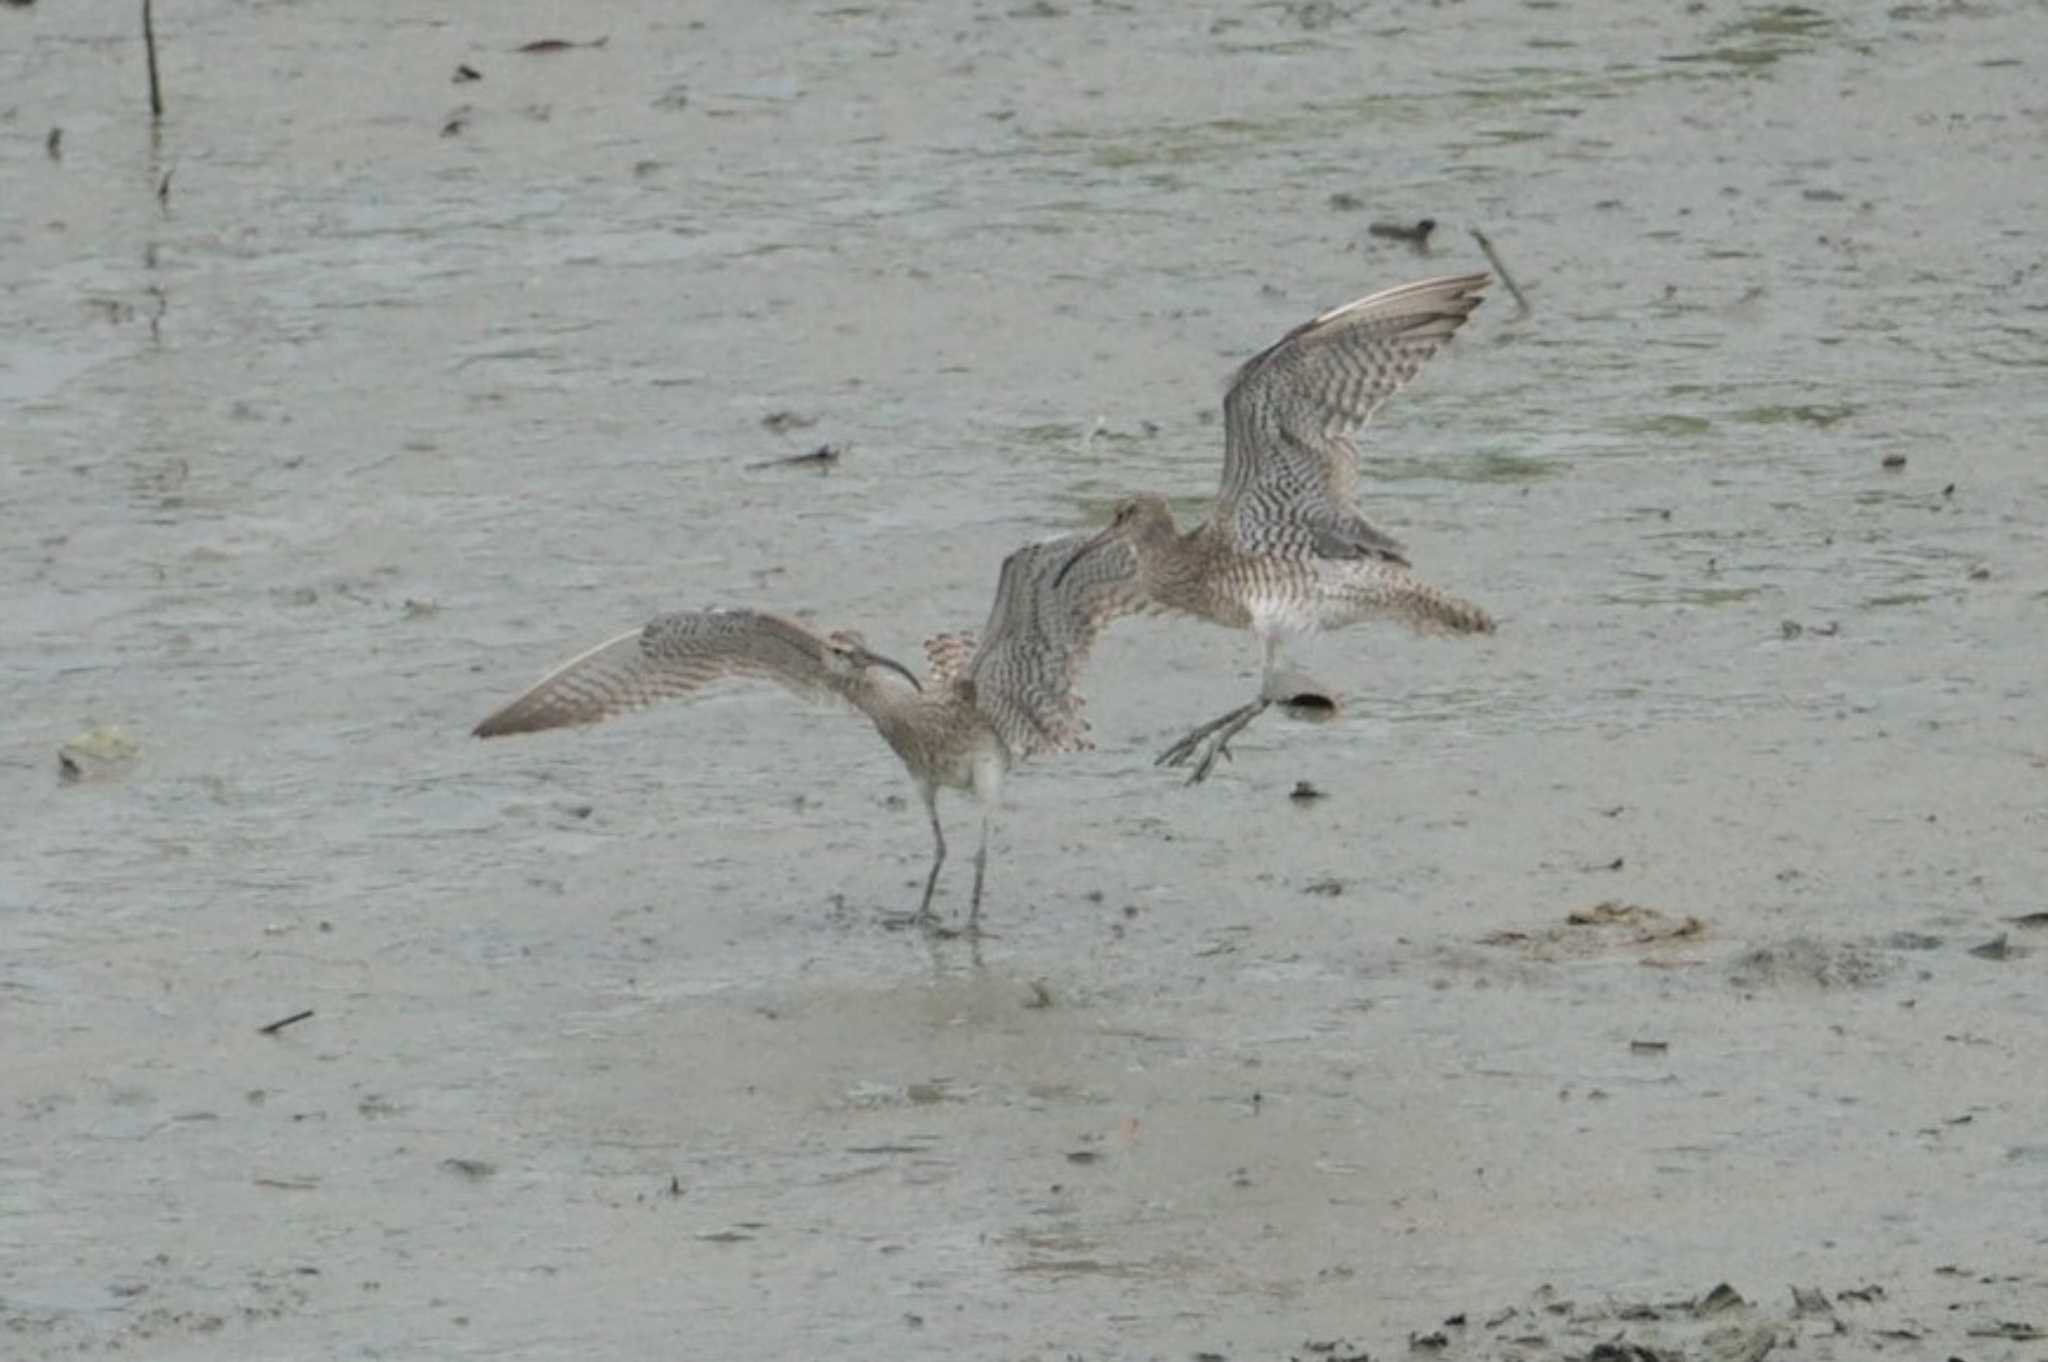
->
[916,793,947,925]
[1187,700,1273,783]
[1156,698,1270,783]
[966,813,991,936]
[882,789,948,931]
[1159,638,1329,784]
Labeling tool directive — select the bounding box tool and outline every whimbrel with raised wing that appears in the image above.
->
[473,533,1139,933]
[1058,273,1498,782]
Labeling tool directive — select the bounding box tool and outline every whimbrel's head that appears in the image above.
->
[825,630,922,692]
[1053,494,1178,589]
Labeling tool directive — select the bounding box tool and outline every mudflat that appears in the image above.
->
[5,1,2044,1357]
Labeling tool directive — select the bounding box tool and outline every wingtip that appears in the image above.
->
[472,709,541,739]
[1450,601,1498,636]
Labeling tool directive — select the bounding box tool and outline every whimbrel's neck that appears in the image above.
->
[850,673,996,799]
[841,670,919,727]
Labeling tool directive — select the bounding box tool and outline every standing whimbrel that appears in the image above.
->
[1058,273,1498,783]
[473,533,1140,934]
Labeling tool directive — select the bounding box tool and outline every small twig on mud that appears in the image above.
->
[746,444,842,471]
[143,0,164,121]
[1368,217,1436,249]
[258,1009,315,1036]
[1469,228,1531,317]
[513,36,609,53]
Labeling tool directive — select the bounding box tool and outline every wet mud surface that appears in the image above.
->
[4,0,2046,1357]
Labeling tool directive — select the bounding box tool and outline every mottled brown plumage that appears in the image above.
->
[1061,273,1497,781]
[473,532,1141,931]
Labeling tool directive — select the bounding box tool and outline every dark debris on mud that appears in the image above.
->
[1471,902,2031,994]
[747,443,843,471]
[1284,1275,2048,1362]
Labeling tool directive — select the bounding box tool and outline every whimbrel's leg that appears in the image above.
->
[1159,642,1337,784]
[882,790,949,931]
[916,793,947,924]
[1155,698,1271,783]
[966,813,992,936]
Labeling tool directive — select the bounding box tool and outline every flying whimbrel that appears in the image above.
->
[473,533,1140,933]
[1058,273,1498,782]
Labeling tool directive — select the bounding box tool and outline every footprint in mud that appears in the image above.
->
[1724,936,1896,992]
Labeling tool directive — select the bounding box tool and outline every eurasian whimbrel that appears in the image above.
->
[473,533,1140,933]
[1058,273,1498,782]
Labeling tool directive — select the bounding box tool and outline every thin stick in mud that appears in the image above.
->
[258,1009,314,1036]
[143,0,164,121]
[1469,228,1531,317]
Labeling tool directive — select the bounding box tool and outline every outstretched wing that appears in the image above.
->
[1215,273,1489,559]
[965,532,1144,760]
[473,608,840,737]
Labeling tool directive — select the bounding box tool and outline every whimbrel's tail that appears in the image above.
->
[1338,565,1495,637]
[923,632,978,688]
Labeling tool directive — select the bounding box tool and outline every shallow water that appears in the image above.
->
[5,0,2046,1357]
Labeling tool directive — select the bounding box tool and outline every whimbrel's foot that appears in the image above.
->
[1156,700,1269,784]
[877,905,944,933]
[1185,735,1231,783]
[879,907,985,942]
[1185,706,1270,783]
[1155,702,1256,767]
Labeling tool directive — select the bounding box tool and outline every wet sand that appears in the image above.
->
[5,0,2046,1357]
